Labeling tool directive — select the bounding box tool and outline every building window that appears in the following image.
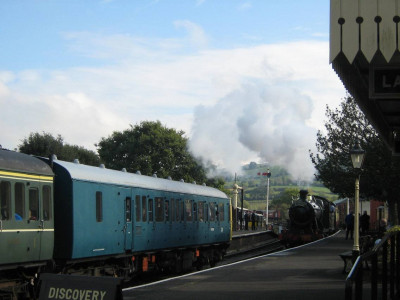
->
[0,181,11,220]
[15,183,25,220]
[29,188,39,220]
[96,191,103,222]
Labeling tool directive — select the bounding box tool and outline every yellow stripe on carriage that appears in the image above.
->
[0,170,53,182]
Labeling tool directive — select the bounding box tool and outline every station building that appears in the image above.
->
[330,0,400,224]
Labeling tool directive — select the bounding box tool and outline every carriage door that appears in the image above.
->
[40,185,54,260]
[124,196,133,250]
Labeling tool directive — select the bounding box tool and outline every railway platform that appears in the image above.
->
[123,230,353,300]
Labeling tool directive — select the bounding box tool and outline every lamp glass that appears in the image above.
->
[350,152,364,169]
[350,143,365,170]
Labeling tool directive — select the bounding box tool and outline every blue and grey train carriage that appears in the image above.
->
[47,155,231,275]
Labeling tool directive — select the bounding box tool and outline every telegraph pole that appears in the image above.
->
[266,169,271,228]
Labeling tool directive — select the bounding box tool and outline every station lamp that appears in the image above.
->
[349,141,365,259]
[350,141,366,170]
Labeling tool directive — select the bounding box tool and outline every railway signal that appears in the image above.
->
[258,169,272,228]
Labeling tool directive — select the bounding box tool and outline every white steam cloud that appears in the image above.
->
[189,81,317,182]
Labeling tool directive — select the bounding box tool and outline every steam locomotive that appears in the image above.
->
[279,190,335,247]
[0,149,231,298]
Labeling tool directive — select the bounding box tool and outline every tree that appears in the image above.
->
[19,132,100,166]
[97,121,208,184]
[276,187,299,206]
[310,96,400,223]
[206,177,229,195]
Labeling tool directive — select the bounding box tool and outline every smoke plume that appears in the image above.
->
[189,81,317,182]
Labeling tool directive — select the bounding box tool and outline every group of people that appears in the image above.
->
[345,210,371,239]
[241,211,257,230]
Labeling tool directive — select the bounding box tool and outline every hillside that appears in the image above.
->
[223,162,337,211]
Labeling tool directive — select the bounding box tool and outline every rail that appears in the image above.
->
[345,231,400,300]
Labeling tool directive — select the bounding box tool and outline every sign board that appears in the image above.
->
[38,273,123,300]
[370,66,400,99]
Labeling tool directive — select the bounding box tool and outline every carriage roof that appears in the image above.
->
[52,158,228,199]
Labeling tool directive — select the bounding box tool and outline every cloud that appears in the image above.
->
[238,2,252,10]
[174,20,209,48]
[0,31,345,179]
[196,0,206,6]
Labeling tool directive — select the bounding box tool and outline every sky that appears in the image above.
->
[0,0,346,181]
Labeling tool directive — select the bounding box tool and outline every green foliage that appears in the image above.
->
[225,162,337,211]
[274,187,299,206]
[96,121,207,184]
[19,132,100,166]
[387,225,400,233]
[206,177,229,194]
[310,96,400,203]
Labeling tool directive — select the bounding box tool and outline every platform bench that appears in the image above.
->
[339,251,353,274]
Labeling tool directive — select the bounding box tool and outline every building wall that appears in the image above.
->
[336,199,387,231]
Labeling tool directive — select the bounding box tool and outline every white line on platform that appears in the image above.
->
[123,230,342,292]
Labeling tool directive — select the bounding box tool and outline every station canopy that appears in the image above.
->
[330,0,400,154]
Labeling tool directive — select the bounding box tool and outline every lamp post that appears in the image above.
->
[266,169,271,229]
[350,141,366,259]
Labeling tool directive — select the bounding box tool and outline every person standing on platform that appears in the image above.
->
[345,211,354,240]
[251,212,256,230]
[244,212,249,230]
[360,211,370,235]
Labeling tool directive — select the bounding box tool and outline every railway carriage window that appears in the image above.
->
[0,181,11,220]
[43,185,52,220]
[180,201,184,221]
[29,188,39,221]
[198,202,204,222]
[125,197,131,222]
[136,195,141,222]
[155,197,164,222]
[165,200,169,222]
[148,199,153,222]
[142,196,147,222]
[15,183,25,220]
[209,202,215,221]
[218,203,224,221]
[205,204,208,221]
[176,200,180,221]
[193,202,197,222]
[185,200,192,222]
[171,199,175,221]
[96,191,103,222]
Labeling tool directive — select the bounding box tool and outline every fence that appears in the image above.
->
[345,230,400,300]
